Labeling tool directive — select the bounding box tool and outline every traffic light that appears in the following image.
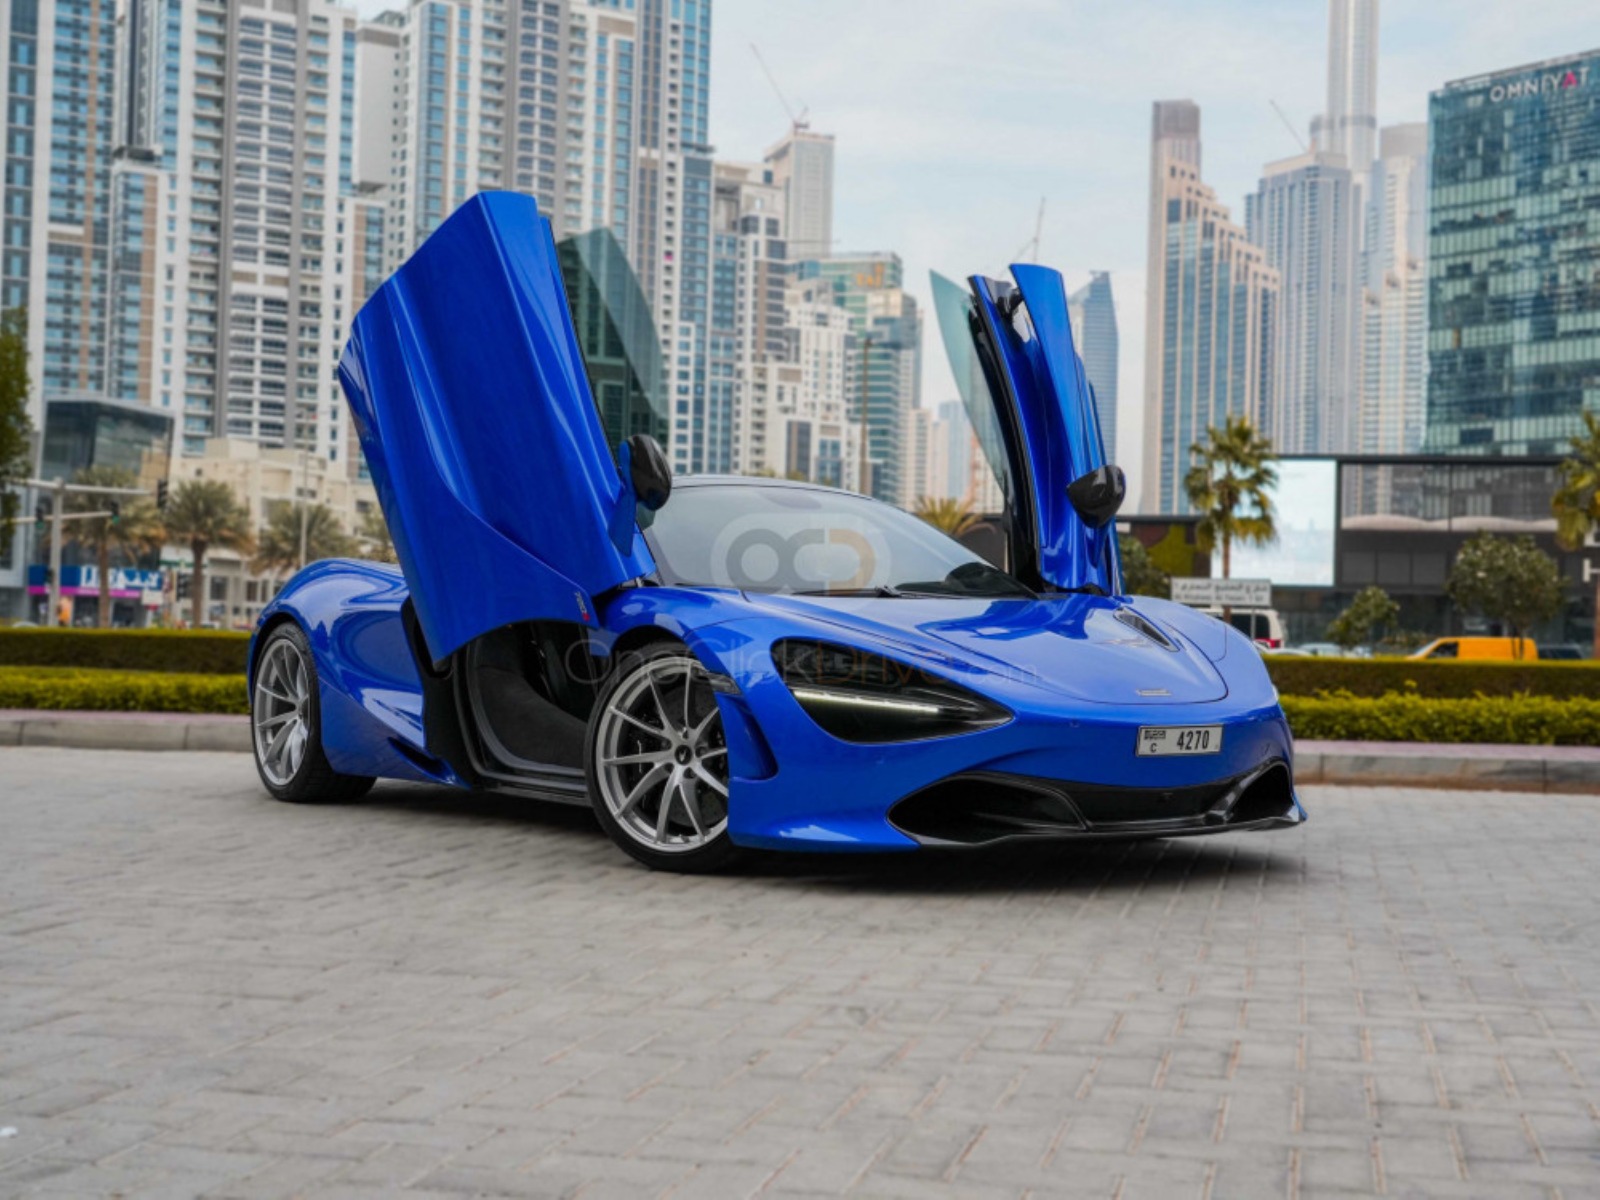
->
[156,480,169,510]
[33,499,49,534]
[107,500,120,525]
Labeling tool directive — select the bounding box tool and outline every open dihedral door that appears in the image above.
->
[931,265,1124,594]
[339,192,656,663]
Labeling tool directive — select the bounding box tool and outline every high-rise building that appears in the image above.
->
[764,126,834,260]
[1311,0,1379,172]
[1,0,117,407]
[766,275,858,489]
[1247,152,1361,454]
[107,0,367,461]
[1141,105,1278,513]
[710,160,786,477]
[1067,272,1119,463]
[797,254,921,505]
[1424,50,1600,455]
[1357,122,1428,456]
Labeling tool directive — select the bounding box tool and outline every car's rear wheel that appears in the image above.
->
[586,643,739,872]
[252,623,375,804]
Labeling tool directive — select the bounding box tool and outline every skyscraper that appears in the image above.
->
[1425,50,1600,455]
[709,160,786,477]
[764,126,834,260]
[797,254,921,505]
[1311,0,1379,171]
[1,0,117,405]
[107,0,368,460]
[1357,123,1428,456]
[1141,105,1278,514]
[1067,272,1119,464]
[1247,152,1361,454]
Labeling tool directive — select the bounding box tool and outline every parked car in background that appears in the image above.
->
[1288,642,1371,658]
[1409,637,1538,661]
[1538,643,1588,660]
[1202,607,1285,650]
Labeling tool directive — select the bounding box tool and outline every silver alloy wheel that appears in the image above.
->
[595,655,729,854]
[253,636,312,787]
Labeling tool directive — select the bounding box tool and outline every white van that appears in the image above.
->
[1201,607,1286,650]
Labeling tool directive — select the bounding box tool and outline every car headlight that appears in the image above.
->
[772,639,1011,743]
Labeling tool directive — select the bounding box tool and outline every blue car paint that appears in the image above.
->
[256,557,1303,852]
[337,192,654,664]
[970,266,1120,594]
[248,190,1303,857]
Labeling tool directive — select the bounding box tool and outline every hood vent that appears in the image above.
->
[1113,607,1178,652]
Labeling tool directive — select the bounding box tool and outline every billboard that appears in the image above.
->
[1227,458,1337,588]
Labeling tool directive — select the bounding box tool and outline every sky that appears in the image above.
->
[354,0,1597,495]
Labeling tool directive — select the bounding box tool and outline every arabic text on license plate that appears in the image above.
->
[1136,725,1222,756]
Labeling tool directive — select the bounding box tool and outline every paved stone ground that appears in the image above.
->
[1,749,1598,1199]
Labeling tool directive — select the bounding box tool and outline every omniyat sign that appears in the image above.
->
[1488,65,1589,103]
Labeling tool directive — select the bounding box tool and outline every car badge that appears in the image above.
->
[1137,688,1171,697]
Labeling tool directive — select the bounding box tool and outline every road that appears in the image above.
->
[1,749,1597,1198]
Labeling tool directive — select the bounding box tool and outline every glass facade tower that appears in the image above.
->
[1425,49,1600,455]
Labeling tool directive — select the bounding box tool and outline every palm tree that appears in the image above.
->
[914,495,979,539]
[163,479,253,629]
[253,502,356,580]
[357,506,396,564]
[1553,411,1600,658]
[1183,415,1278,582]
[66,466,165,628]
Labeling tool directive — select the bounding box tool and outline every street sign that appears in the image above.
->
[1170,577,1273,608]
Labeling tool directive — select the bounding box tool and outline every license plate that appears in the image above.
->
[1136,725,1222,756]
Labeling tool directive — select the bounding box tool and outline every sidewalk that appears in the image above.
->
[2,710,1597,793]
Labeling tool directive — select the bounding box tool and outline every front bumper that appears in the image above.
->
[887,759,1303,847]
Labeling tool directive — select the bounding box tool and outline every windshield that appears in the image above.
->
[645,484,1032,598]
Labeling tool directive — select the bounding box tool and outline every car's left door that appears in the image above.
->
[931,265,1123,594]
[339,192,657,664]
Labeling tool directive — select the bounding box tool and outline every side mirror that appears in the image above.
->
[625,433,672,512]
[1067,464,1125,529]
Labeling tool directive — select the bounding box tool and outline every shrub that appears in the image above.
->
[1282,690,1600,746]
[1265,655,1600,700]
[0,666,247,714]
[0,628,250,675]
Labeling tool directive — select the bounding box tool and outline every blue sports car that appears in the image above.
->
[248,192,1304,871]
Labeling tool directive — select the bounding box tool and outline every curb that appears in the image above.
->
[0,711,250,754]
[1295,742,1600,795]
[2,713,1597,795]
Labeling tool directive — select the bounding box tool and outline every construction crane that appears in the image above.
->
[1012,196,1046,264]
[750,43,808,132]
[1269,100,1309,154]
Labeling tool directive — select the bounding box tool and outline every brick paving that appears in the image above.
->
[1,747,1598,1198]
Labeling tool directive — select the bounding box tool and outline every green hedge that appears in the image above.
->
[1282,690,1600,746]
[0,628,250,675]
[1266,655,1600,700]
[0,666,247,714]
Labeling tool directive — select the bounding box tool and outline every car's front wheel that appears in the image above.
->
[586,643,738,872]
[252,623,375,804]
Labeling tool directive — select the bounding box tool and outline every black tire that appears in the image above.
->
[584,642,741,873]
[251,622,375,804]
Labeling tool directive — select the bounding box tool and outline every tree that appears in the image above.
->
[66,466,164,628]
[253,502,356,579]
[1446,532,1564,654]
[357,507,396,564]
[913,496,979,539]
[0,308,31,531]
[163,480,252,628]
[1183,416,1278,583]
[1118,533,1170,598]
[1552,411,1600,658]
[1325,585,1400,653]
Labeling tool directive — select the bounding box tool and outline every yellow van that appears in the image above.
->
[1408,637,1538,661]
